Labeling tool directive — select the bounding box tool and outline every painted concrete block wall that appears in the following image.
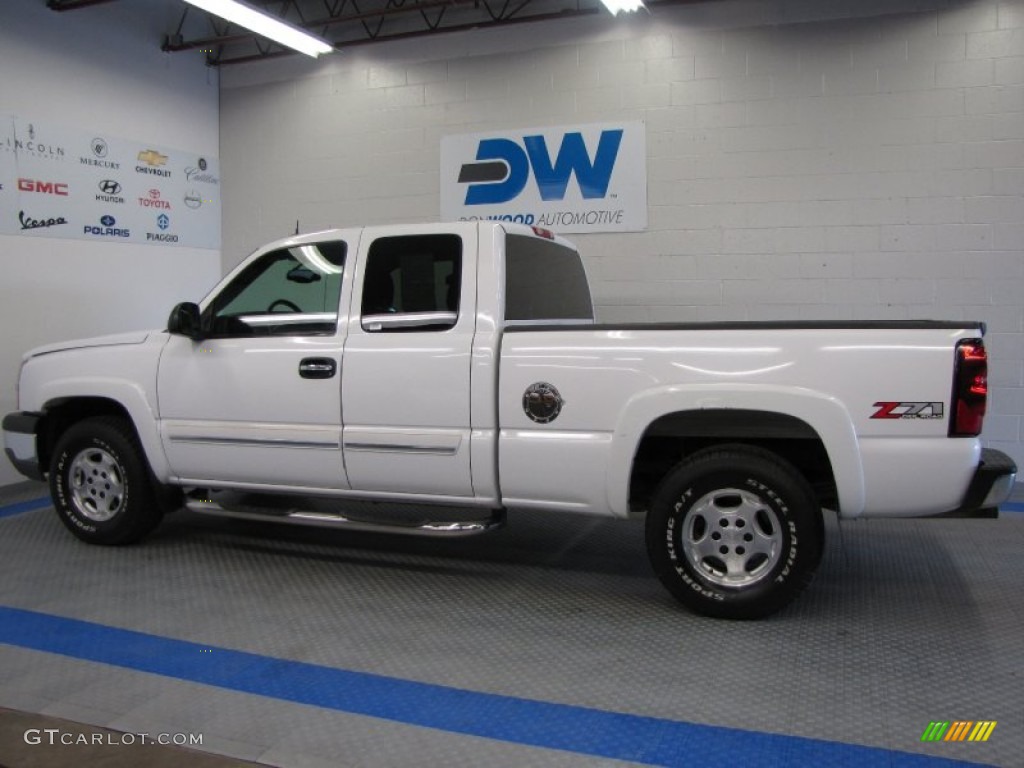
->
[0,0,221,485]
[220,0,1024,470]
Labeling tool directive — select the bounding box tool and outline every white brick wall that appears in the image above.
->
[221,0,1024,470]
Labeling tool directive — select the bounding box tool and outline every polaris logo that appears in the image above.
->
[441,121,647,234]
[459,130,623,205]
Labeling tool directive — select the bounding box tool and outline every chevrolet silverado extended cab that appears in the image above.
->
[3,222,1017,618]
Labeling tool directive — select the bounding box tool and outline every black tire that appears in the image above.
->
[49,416,163,545]
[645,445,823,619]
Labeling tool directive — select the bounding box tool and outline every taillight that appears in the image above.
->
[950,339,988,437]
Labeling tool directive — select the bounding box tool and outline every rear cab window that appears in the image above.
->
[504,233,594,325]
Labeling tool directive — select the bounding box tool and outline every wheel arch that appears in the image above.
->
[38,394,169,482]
[608,385,865,519]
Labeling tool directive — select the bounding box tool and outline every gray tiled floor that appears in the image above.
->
[0,479,1021,767]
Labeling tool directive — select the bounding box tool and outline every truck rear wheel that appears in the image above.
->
[49,416,163,545]
[646,445,823,619]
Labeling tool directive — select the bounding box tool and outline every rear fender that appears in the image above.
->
[608,384,865,518]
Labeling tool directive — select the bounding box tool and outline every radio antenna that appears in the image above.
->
[295,219,300,235]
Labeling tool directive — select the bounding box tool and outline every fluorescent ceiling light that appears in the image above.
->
[184,0,334,58]
[599,0,645,14]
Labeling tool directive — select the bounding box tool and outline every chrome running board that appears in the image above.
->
[184,490,505,537]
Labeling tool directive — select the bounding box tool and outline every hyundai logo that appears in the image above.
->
[98,180,121,195]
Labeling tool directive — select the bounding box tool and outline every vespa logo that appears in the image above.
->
[459,129,623,205]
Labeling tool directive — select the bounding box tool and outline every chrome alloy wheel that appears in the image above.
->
[681,487,783,588]
[68,447,125,522]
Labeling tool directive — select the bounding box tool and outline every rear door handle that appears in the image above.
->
[299,357,337,379]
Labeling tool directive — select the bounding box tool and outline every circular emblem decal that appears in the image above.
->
[523,382,564,424]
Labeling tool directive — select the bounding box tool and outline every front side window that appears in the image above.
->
[204,241,346,337]
[360,234,461,332]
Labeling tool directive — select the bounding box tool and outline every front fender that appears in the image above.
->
[607,383,865,518]
[19,337,171,481]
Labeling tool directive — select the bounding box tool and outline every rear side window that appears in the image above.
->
[360,234,462,332]
[505,234,593,323]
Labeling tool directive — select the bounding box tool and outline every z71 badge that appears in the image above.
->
[871,401,944,420]
[523,382,564,424]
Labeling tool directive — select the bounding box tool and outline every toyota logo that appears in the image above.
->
[98,180,121,195]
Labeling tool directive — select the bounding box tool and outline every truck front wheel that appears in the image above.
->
[49,417,163,545]
[646,445,823,619]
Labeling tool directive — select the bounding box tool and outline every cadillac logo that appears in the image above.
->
[522,382,564,424]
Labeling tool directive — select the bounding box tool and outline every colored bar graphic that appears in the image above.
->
[921,721,996,743]
[968,722,996,742]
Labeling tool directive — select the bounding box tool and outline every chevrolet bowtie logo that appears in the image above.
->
[137,149,168,167]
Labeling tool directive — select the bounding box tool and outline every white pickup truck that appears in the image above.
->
[3,222,1016,618]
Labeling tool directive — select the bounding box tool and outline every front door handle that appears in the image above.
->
[299,357,337,379]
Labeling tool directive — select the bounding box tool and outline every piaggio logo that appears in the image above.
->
[459,130,623,205]
[17,178,69,196]
[921,721,996,742]
[871,402,944,420]
[148,212,178,242]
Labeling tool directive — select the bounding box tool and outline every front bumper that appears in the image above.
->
[936,448,1017,519]
[2,412,44,481]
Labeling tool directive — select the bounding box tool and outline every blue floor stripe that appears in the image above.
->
[0,496,51,519]
[0,606,992,768]
[1001,501,1024,513]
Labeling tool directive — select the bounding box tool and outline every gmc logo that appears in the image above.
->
[18,178,69,196]
[459,130,623,205]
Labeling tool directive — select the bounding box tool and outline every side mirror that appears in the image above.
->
[167,302,204,341]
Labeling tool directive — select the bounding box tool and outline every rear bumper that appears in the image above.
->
[935,448,1017,519]
[2,412,44,481]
